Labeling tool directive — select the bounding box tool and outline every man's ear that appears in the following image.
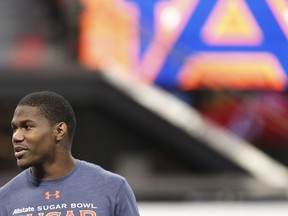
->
[55,122,67,142]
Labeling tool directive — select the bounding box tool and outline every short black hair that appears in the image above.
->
[17,91,76,140]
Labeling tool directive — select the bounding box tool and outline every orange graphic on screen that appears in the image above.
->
[138,0,199,83]
[201,0,263,45]
[178,52,287,91]
[266,0,288,40]
[78,0,139,72]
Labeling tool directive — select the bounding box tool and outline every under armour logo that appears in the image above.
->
[45,190,61,200]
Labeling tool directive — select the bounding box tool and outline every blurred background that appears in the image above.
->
[2,0,288,215]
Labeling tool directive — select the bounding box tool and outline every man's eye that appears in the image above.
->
[24,124,32,129]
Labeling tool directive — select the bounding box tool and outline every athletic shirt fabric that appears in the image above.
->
[0,160,140,216]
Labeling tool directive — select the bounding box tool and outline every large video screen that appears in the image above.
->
[79,0,288,91]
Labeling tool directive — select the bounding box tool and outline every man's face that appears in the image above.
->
[11,105,56,170]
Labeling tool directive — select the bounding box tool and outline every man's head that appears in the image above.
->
[17,91,76,140]
[11,91,77,170]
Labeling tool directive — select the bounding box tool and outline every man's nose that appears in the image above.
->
[12,129,24,142]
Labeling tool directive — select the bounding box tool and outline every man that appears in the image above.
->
[0,91,140,216]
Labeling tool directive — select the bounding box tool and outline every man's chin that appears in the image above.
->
[17,159,31,170]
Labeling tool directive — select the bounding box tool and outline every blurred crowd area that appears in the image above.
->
[0,0,79,69]
[1,0,288,204]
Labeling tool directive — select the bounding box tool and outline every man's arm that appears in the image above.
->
[114,180,140,216]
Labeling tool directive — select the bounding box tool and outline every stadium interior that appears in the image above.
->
[1,0,288,215]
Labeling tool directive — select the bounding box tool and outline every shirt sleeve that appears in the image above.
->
[114,180,140,216]
[0,188,7,216]
[0,204,7,216]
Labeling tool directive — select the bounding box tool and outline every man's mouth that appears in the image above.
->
[14,146,28,158]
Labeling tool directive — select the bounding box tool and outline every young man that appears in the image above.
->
[0,91,140,216]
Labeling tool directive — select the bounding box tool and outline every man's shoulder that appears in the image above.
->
[77,160,126,183]
[0,170,28,197]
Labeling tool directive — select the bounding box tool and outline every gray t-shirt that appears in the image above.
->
[0,160,140,216]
